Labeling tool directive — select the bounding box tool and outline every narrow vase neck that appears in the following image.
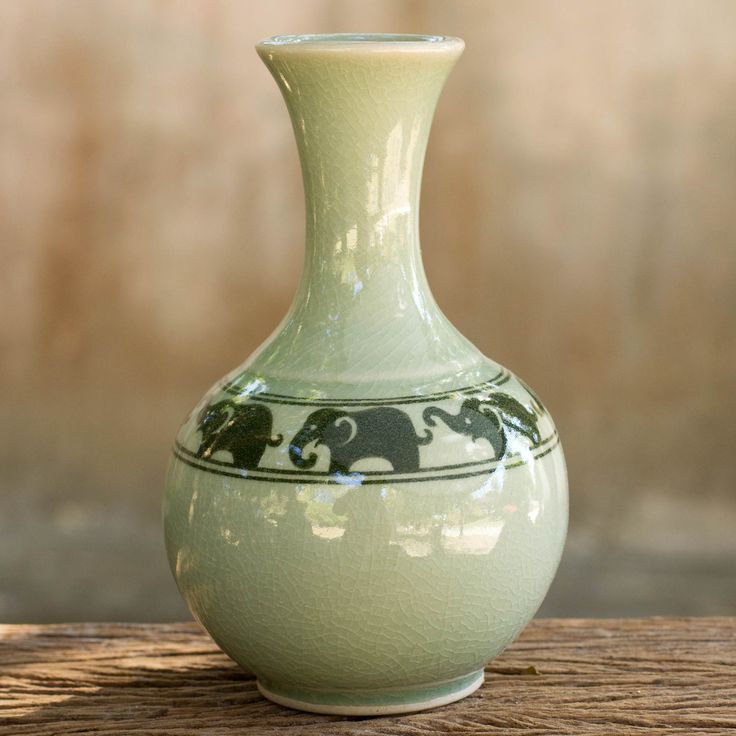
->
[259,36,463,284]
[253,35,479,387]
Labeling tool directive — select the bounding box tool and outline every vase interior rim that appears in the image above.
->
[258,33,464,51]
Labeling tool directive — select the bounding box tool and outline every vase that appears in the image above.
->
[163,33,568,716]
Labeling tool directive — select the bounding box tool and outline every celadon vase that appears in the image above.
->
[164,33,568,716]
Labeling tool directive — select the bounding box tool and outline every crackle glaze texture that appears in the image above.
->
[164,34,568,715]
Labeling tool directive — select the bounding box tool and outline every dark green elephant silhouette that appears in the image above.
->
[196,400,282,469]
[423,394,540,459]
[289,408,432,474]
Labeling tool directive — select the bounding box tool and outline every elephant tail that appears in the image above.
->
[268,433,283,447]
[417,428,433,445]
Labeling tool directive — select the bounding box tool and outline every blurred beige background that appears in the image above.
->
[1,0,735,622]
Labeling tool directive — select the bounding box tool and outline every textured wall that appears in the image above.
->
[1,0,735,622]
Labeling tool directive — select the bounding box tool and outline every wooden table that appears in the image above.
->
[2,618,734,734]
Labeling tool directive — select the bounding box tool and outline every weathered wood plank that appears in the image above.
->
[1,618,734,734]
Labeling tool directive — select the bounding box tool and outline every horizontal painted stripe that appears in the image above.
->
[171,434,561,486]
[174,430,558,477]
[219,370,511,406]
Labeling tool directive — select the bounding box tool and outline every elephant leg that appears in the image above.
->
[199,437,224,460]
[232,445,264,470]
[250,442,269,468]
[230,449,248,468]
[389,446,421,473]
[329,452,352,475]
[490,432,506,460]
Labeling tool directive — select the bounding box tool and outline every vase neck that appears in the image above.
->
[253,35,480,386]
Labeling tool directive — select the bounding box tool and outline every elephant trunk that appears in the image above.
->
[423,406,454,428]
[289,429,319,468]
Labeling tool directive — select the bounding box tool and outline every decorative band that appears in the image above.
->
[220,370,511,406]
[171,431,560,486]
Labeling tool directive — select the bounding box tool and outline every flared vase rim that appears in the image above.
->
[256,33,464,56]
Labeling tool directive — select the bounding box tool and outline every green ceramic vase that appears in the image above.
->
[163,33,568,716]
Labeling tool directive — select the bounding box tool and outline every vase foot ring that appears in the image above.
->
[257,668,485,716]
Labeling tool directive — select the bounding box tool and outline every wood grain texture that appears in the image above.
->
[1,618,734,734]
[2,0,736,624]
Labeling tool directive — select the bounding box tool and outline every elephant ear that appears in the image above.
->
[481,394,540,445]
[333,415,358,445]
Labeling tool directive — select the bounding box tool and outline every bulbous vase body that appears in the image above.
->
[164,34,567,716]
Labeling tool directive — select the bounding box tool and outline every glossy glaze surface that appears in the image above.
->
[164,33,568,714]
[250,33,481,387]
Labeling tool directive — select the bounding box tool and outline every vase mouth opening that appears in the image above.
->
[257,33,464,55]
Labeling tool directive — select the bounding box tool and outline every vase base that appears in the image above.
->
[256,669,484,716]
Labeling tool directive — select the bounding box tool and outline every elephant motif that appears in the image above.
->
[423,394,540,459]
[195,400,282,469]
[289,408,432,474]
